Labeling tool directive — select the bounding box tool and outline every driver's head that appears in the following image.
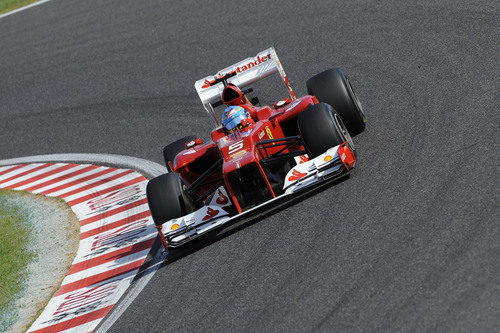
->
[222,83,246,106]
[221,105,252,132]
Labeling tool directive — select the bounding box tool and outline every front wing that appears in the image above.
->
[158,143,355,247]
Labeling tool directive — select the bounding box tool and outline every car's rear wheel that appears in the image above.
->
[163,135,198,172]
[298,102,354,158]
[306,68,366,136]
[146,173,190,226]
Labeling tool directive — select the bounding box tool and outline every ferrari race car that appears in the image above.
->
[147,47,366,249]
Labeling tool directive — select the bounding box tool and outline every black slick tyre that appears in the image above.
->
[306,68,366,136]
[163,135,198,171]
[146,173,188,226]
[298,102,354,158]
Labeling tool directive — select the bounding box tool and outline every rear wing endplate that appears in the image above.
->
[194,47,296,124]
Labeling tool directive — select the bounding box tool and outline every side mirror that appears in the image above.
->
[274,98,291,108]
[185,138,203,148]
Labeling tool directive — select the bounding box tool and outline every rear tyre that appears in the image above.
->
[163,135,198,171]
[146,173,189,226]
[298,103,353,158]
[306,68,366,136]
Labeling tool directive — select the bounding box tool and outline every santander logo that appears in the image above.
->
[236,54,271,73]
[201,53,272,89]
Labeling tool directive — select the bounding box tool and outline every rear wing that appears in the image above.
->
[194,47,296,124]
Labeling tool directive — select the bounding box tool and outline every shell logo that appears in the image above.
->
[265,127,273,139]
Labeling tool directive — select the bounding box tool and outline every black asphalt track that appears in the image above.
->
[1,0,498,331]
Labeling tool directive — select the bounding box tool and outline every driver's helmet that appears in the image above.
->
[221,106,251,132]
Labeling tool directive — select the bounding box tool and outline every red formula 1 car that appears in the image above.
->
[147,47,366,249]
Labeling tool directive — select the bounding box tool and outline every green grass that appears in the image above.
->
[0,189,33,315]
[0,0,41,15]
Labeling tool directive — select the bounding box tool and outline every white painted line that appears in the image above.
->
[29,166,109,195]
[60,318,103,333]
[0,0,54,20]
[61,248,152,285]
[0,163,46,183]
[62,172,142,204]
[45,168,125,198]
[0,163,60,188]
[12,164,88,191]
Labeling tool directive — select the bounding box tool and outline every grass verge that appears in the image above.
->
[0,188,80,332]
[0,189,34,315]
[0,0,41,15]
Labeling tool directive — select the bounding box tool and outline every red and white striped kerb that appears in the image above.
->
[0,162,157,332]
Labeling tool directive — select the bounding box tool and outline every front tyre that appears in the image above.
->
[146,173,189,226]
[163,135,198,172]
[306,68,366,136]
[298,103,353,158]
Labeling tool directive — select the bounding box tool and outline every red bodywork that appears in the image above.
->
[172,95,318,213]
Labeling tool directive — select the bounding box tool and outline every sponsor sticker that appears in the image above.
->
[202,207,219,221]
[265,127,274,139]
[228,140,244,155]
[288,169,307,182]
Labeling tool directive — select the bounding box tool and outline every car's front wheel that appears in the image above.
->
[306,68,366,136]
[146,173,191,226]
[163,135,198,172]
[298,102,354,158]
